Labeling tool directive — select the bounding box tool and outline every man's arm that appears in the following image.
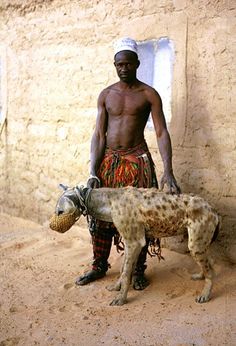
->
[148,88,181,194]
[88,90,108,188]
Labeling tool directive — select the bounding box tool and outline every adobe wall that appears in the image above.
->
[0,0,235,260]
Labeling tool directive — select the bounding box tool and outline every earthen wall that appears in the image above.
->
[0,0,235,259]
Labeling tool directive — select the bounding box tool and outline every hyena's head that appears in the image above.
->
[55,184,82,217]
[50,184,84,233]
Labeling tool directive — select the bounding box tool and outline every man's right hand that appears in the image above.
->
[87,175,101,189]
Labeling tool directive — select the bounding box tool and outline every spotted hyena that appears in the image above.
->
[52,185,220,306]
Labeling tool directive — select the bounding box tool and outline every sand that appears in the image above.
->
[0,213,235,346]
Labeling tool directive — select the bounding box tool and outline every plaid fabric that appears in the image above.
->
[92,228,115,271]
[91,140,158,272]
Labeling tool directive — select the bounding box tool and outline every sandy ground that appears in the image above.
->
[0,213,235,346]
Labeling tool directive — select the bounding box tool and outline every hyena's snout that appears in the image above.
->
[55,196,78,216]
[50,189,82,233]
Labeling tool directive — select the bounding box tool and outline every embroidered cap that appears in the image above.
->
[114,37,138,56]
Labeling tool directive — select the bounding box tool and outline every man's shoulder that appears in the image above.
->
[139,81,158,94]
[139,82,161,101]
[99,83,119,96]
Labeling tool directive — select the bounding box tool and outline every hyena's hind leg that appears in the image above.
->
[191,256,214,281]
[188,223,216,303]
[191,251,214,303]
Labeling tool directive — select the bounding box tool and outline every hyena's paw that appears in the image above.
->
[195,294,211,303]
[109,295,127,306]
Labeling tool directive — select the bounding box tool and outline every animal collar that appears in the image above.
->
[74,186,92,216]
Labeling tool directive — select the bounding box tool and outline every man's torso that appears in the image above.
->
[104,82,152,149]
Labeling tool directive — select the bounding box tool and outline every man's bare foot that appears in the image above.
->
[132,273,150,290]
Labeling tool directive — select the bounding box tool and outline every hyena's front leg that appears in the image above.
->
[109,239,144,306]
[106,247,128,292]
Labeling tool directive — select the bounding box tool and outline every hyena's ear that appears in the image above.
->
[58,183,69,191]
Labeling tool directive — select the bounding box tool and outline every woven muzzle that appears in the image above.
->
[49,211,78,233]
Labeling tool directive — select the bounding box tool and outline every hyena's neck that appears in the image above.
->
[86,189,113,222]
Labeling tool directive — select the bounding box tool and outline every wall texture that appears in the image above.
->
[0,0,235,261]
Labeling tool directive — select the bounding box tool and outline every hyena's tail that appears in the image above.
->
[211,215,222,243]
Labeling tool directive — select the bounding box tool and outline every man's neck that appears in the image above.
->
[118,79,140,90]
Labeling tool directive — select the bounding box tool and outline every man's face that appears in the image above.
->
[114,51,140,83]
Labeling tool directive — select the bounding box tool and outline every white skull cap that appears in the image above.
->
[114,37,138,56]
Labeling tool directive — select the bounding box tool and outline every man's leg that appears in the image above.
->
[75,228,113,285]
[132,239,150,290]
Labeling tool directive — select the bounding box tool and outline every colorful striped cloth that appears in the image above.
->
[98,140,158,189]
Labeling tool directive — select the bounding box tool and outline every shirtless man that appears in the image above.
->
[75,37,180,290]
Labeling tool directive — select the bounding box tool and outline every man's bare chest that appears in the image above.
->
[105,91,150,116]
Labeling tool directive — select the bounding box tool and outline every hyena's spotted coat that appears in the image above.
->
[53,186,220,306]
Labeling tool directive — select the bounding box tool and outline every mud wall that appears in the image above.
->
[0,0,235,260]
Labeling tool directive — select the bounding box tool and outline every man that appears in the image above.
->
[76,37,180,290]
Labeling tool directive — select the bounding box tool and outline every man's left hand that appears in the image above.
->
[87,175,101,189]
[160,171,181,194]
